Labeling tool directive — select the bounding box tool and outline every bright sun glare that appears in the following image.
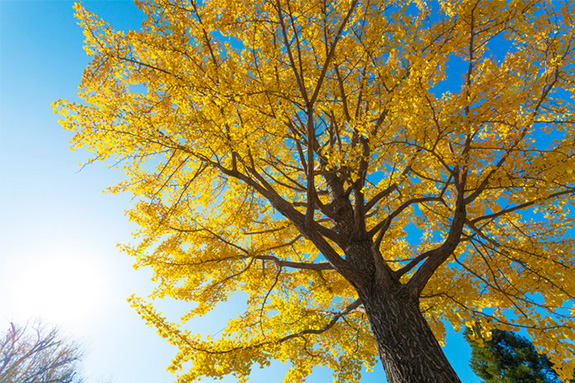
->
[6,248,109,328]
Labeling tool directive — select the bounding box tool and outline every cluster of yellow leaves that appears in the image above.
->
[55,0,575,381]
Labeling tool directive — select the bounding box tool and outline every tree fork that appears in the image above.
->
[346,239,461,383]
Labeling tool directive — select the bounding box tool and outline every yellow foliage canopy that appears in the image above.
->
[56,0,575,381]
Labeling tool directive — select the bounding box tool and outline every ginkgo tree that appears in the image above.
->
[55,0,575,382]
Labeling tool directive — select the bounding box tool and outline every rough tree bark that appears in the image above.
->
[344,238,462,383]
[361,287,462,383]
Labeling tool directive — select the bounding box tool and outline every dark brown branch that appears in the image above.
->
[406,187,467,297]
[242,225,290,236]
[275,1,309,105]
[309,0,359,106]
[471,188,575,224]
[305,110,316,229]
[154,250,334,272]
[278,299,362,342]
[195,155,363,282]
[255,255,335,271]
[177,299,363,356]
[369,196,443,238]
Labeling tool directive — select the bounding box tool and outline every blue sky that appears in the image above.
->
[0,1,479,382]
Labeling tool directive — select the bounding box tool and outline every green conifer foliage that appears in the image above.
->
[464,328,564,383]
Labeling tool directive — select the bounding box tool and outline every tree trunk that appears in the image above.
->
[360,287,462,383]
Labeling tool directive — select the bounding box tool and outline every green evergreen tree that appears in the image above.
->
[464,327,564,383]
